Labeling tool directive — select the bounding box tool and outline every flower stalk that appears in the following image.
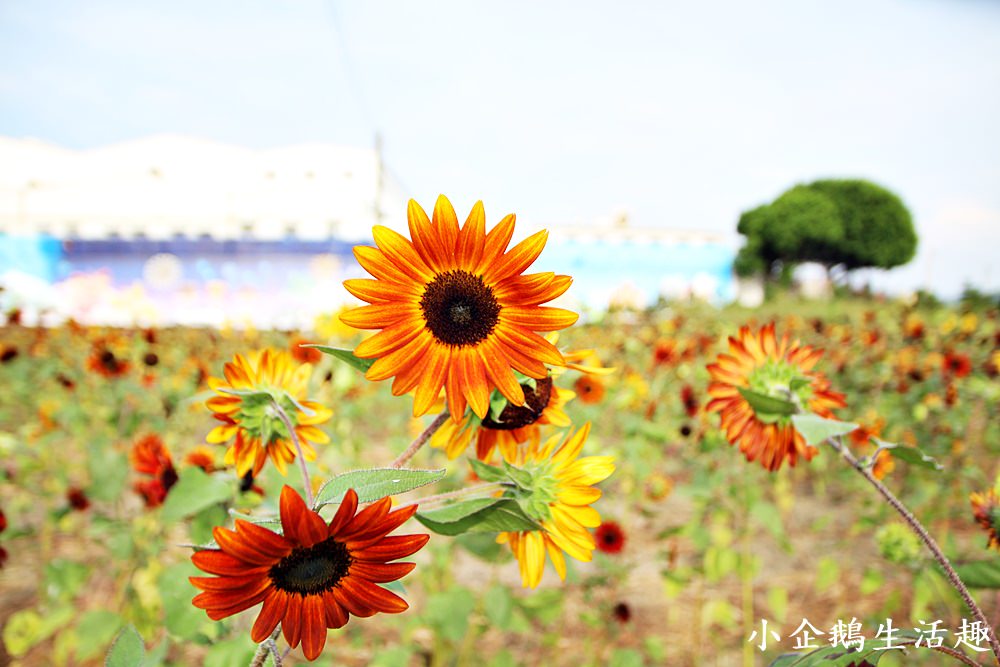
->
[270,397,314,507]
[392,412,450,469]
[829,435,1000,663]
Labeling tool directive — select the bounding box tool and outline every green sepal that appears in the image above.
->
[304,346,375,373]
[738,387,797,417]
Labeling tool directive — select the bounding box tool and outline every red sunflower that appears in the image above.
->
[190,486,429,660]
[971,489,1000,552]
[131,434,178,507]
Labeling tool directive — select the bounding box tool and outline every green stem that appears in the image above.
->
[830,436,1000,664]
[399,482,508,510]
[740,470,755,667]
[270,398,314,507]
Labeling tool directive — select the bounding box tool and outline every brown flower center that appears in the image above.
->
[420,270,500,347]
[270,537,352,595]
[481,377,552,430]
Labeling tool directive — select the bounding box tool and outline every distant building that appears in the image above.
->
[0,136,738,326]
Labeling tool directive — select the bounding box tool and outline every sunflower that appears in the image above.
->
[496,423,615,588]
[190,486,428,660]
[706,323,846,471]
[430,376,574,463]
[340,196,577,422]
[206,350,332,477]
[86,346,130,378]
[131,434,178,507]
[871,449,895,481]
[184,446,218,473]
[942,351,972,379]
[573,374,605,404]
[970,489,1000,552]
[594,521,626,554]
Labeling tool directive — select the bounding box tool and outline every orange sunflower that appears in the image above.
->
[190,486,428,660]
[706,323,846,471]
[971,489,1000,552]
[340,196,578,422]
[206,350,332,477]
[431,376,574,462]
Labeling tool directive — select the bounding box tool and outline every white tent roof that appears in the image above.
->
[0,135,409,241]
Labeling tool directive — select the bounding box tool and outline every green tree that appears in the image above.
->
[735,179,917,279]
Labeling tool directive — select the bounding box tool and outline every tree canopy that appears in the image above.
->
[734,179,917,278]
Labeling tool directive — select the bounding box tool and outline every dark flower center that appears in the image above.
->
[420,270,500,347]
[270,537,352,595]
[159,465,179,492]
[481,377,552,431]
[99,350,121,371]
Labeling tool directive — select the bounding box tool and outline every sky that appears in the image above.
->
[1,0,999,298]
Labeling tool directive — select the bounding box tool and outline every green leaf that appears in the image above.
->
[872,438,942,471]
[425,589,475,641]
[105,625,145,667]
[789,376,812,392]
[88,444,128,502]
[203,636,255,667]
[160,468,234,523]
[954,560,1000,588]
[484,584,513,629]
[305,345,375,373]
[75,610,123,662]
[159,562,216,641]
[502,461,533,490]
[767,629,923,665]
[468,458,506,483]
[415,497,500,523]
[738,388,797,416]
[2,607,73,657]
[487,391,509,422]
[416,498,540,536]
[791,414,858,446]
[314,468,446,507]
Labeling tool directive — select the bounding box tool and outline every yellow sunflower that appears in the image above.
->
[340,196,578,422]
[706,323,845,471]
[496,423,615,588]
[206,350,332,477]
[431,376,575,463]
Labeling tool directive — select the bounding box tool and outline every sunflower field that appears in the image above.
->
[1,201,1000,667]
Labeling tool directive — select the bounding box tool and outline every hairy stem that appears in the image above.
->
[399,482,508,510]
[831,436,1000,663]
[391,412,449,469]
[271,398,314,507]
[249,627,281,667]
